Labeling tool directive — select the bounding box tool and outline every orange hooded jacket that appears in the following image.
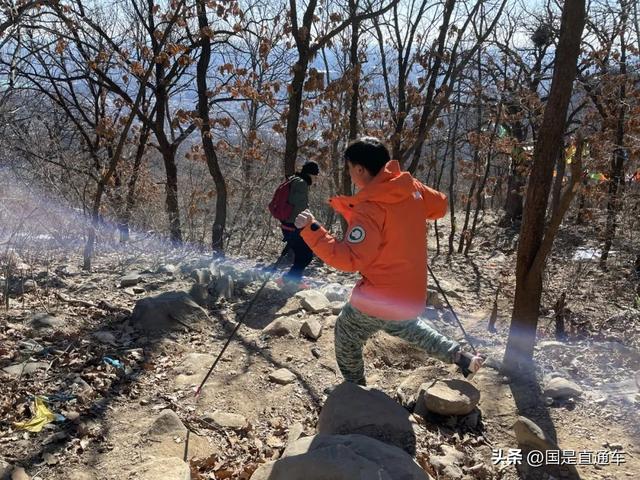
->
[301,160,448,321]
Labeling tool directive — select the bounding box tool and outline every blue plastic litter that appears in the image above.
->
[103,357,124,369]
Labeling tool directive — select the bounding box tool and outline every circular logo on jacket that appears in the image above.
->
[347,226,366,243]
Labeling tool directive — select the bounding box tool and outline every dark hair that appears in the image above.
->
[301,161,320,176]
[344,137,390,177]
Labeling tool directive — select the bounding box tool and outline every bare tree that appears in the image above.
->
[503,0,586,375]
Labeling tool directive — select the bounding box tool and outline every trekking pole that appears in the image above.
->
[427,265,478,355]
[194,247,290,397]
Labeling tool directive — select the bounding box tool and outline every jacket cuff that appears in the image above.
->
[300,223,327,247]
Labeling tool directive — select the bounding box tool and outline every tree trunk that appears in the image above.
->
[121,125,150,243]
[196,0,227,254]
[600,12,627,268]
[160,145,183,245]
[283,56,310,176]
[503,0,585,375]
[549,146,566,219]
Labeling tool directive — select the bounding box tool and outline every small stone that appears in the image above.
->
[208,411,248,430]
[513,416,558,451]
[58,265,81,277]
[545,397,554,406]
[311,347,321,358]
[65,411,81,422]
[92,331,117,345]
[300,318,323,340]
[147,409,185,436]
[133,286,146,294]
[266,434,284,448]
[120,272,141,287]
[295,290,331,313]
[43,453,57,466]
[30,313,64,329]
[544,377,583,399]
[269,368,296,385]
[422,379,480,416]
[286,422,304,446]
[158,264,177,275]
[609,443,623,450]
[43,431,67,445]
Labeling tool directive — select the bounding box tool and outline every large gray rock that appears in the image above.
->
[421,379,480,416]
[318,383,417,455]
[544,377,583,399]
[295,290,331,313]
[251,434,431,480]
[131,291,210,333]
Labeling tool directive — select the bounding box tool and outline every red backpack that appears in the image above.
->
[268,177,294,221]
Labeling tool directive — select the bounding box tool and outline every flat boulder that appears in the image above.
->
[207,410,248,430]
[120,272,141,287]
[295,290,331,313]
[421,379,480,416]
[544,377,583,399]
[318,382,416,455]
[131,291,209,334]
[269,368,297,385]
[251,434,431,480]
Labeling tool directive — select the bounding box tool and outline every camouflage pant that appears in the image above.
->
[334,302,460,385]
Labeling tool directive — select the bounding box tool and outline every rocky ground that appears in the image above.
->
[0,218,639,480]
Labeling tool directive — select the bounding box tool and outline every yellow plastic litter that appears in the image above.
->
[14,397,57,432]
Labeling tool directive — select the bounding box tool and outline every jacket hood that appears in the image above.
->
[331,160,415,209]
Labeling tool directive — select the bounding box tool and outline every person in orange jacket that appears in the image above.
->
[294,137,483,385]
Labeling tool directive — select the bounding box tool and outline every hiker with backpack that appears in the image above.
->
[268,161,320,288]
[294,137,483,385]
